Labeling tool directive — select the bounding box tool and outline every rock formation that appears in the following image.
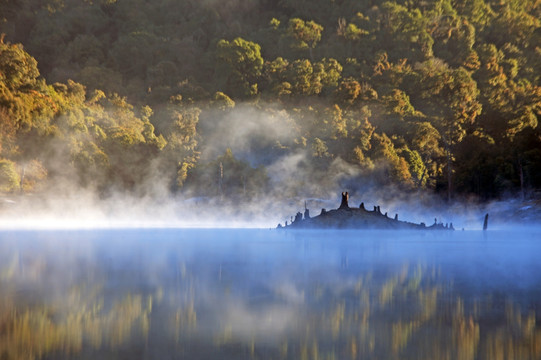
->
[278,192,454,230]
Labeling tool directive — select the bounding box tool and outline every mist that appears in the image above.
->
[0,100,536,231]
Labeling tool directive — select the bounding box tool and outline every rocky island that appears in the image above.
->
[278,192,454,230]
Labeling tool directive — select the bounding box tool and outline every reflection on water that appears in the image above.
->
[0,229,540,359]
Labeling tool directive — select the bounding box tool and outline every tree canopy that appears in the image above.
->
[0,0,539,202]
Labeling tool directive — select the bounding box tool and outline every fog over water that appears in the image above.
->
[0,185,522,230]
[1,228,540,359]
[0,97,537,230]
[0,100,521,230]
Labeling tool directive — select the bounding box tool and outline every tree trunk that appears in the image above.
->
[446,146,452,202]
[518,158,524,201]
[19,165,25,193]
[218,162,223,196]
[443,132,453,203]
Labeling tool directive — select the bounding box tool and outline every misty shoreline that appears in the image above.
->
[0,192,539,230]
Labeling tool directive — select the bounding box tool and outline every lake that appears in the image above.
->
[0,228,540,359]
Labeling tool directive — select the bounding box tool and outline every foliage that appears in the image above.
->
[0,158,19,192]
[0,0,540,200]
[216,37,264,98]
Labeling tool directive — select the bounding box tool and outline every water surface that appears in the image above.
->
[1,229,540,359]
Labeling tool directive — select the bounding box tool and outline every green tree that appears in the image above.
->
[0,41,40,91]
[159,101,201,189]
[311,137,329,158]
[400,146,427,187]
[216,37,264,98]
[287,59,318,95]
[335,77,361,105]
[475,44,540,141]
[286,18,323,60]
[0,158,19,192]
[411,59,482,200]
[378,1,432,62]
[405,121,444,188]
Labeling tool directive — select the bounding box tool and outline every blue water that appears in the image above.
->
[0,228,540,359]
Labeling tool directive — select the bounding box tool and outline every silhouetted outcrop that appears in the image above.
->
[304,201,310,220]
[278,192,455,230]
[339,192,349,209]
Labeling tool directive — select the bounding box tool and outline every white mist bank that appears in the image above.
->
[0,192,294,229]
[1,189,537,231]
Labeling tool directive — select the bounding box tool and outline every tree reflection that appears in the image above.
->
[0,292,151,359]
[0,236,540,360]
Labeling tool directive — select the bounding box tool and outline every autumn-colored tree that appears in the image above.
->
[411,59,482,200]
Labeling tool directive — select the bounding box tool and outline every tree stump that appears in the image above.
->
[339,191,349,209]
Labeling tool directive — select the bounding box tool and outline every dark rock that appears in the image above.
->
[339,192,349,209]
[279,191,455,230]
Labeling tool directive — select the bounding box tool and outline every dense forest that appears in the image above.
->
[0,0,540,206]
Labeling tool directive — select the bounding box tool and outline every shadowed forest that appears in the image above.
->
[0,0,540,207]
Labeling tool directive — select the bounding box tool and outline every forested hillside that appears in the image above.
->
[0,0,540,204]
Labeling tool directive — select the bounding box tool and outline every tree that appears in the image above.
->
[0,41,40,91]
[18,159,47,192]
[212,91,235,111]
[432,17,477,68]
[405,121,444,188]
[399,146,426,187]
[286,18,323,60]
[262,57,291,96]
[0,159,19,192]
[0,0,539,202]
[337,19,369,42]
[280,58,342,96]
[335,77,361,105]
[326,104,347,139]
[287,59,318,95]
[319,58,343,89]
[159,101,201,189]
[411,59,482,200]
[475,44,540,141]
[216,37,264,98]
[311,137,329,158]
[378,1,431,62]
[371,132,413,187]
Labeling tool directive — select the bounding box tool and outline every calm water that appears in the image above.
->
[0,228,540,359]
